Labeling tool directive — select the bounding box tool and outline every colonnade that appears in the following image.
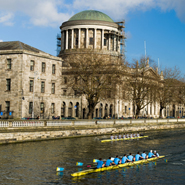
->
[61,28,120,52]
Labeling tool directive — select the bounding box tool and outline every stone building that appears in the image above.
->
[0,10,165,119]
[0,41,62,119]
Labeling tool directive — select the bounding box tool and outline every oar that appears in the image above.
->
[56,167,64,172]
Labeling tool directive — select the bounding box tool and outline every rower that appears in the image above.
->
[97,158,105,168]
[123,133,126,138]
[121,154,131,164]
[105,157,113,167]
[118,133,122,139]
[127,153,135,162]
[113,155,121,165]
[114,135,118,139]
[141,151,148,159]
[110,134,114,140]
[148,150,155,158]
[154,150,159,157]
[137,132,140,137]
[126,133,129,138]
[130,133,133,138]
[135,152,144,161]
[133,133,136,137]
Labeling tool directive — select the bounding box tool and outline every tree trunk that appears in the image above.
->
[135,107,140,118]
[88,105,94,119]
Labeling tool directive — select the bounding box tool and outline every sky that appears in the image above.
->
[0,0,185,72]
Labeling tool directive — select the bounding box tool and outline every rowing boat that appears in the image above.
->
[101,135,148,143]
[71,155,165,177]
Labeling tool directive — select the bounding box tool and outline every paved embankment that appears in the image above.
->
[0,119,185,144]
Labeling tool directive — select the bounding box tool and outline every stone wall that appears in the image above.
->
[0,119,185,144]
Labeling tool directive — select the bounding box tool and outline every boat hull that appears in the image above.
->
[101,136,148,143]
[71,156,165,177]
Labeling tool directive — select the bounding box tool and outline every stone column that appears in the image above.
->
[78,28,81,49]
[86,28,88,48]
[66,30,68,50]
[101,29,104,49]
[71,29,74,49]
[108,31,111,50]
[61,31,64,50]
[94,28,96,49]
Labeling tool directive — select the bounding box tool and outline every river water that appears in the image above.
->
[0,129,185,185]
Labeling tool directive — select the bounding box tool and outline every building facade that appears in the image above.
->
[0,41,62,119]
[0,10,166,119]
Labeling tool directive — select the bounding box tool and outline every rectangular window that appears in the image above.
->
[6,79,11,91]
[7,59,11,69]
[125,106,127,114]
[5,101,10,112]
[75,77,78,84]
[51,103,55,114]
[107,91,111,98]
[104,39,107,46]
[89,37,93,45]
[30,80,33,92]
[52,64,56,74]
[51,83,55,94]
[29,102,33,114]
[40,102,44,113]
[42,62,45,73]
[64,77,67,84]
[63,90,66,95]
[41,81,45,93]
[75,38,78,46]
[74,90,77,96]
[30,60,34,71]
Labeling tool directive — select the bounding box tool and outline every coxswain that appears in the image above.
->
[97,158,105,168]
[135,152,144,161]
[148,150,155,158]
[127,153,135,161]
[141,151,148,159]
[121,154,131,164]
[113,155,121,165]
[110,134,114,140]
[118,133,122,139]
[105,157,113,167]
[154,150,159,157]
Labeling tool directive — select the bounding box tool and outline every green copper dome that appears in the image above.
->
[68,10,114,23]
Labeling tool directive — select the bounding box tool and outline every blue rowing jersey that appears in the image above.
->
[148,152,154,158]
[105,159,112,166]
[121,156,128,164]
[141,153,147,159]
[128,155,134,161]
[135,154,141,161]
[97,160,104,168]
[114,158,120,165]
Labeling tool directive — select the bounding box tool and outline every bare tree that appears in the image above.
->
[125,57,160,118]
[158,66,181,117]
[62,50,125,119]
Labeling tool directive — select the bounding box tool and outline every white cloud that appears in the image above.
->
[0,12,14,26]
[0,40,3,42]
[0,0,184,27]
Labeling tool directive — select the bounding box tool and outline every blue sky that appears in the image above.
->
[0,0,185,72]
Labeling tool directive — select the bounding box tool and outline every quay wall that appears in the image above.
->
[0,119,185,144]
